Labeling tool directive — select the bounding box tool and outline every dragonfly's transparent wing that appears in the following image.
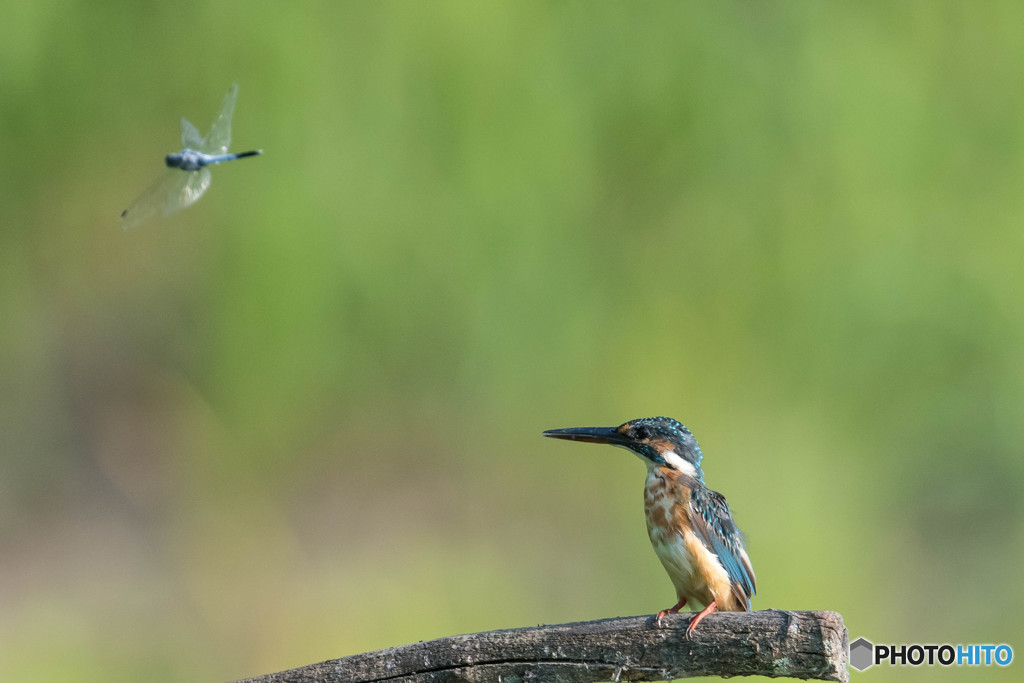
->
[181,118,203,148]
[120,169,212,230]
[121,170,191,230]
[202,83,238,154]
[170,168,212,213]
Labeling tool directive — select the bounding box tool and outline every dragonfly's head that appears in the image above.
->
[165,152,184,168]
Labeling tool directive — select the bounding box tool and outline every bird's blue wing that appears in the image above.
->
[689,486,756,609]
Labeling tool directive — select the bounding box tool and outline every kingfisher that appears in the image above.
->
[543,416,755,638]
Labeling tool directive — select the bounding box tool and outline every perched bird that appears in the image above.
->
[543,417,755,637]
[120,83,262,230]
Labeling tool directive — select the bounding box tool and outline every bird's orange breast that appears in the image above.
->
[643,468,745,611]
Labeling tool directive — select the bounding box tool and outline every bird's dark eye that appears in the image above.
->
[634,425,651,440]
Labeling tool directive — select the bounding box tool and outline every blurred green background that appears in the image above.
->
[2,2,1022,681]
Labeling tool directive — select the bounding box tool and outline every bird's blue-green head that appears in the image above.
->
[543,416,705,480]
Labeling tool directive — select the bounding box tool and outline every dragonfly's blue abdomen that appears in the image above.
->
[165,148,206,171]
[165,148,260,171]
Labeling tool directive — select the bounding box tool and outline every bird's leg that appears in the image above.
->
[655,597,687,628]
[684,600,718,639]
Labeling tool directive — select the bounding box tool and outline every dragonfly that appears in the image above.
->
[120,83,262,229]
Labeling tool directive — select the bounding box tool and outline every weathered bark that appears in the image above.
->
[235,610,848,683]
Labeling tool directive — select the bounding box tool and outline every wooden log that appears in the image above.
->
[236,610,848,682]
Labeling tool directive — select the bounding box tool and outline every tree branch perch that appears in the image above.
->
[235,610,848,683]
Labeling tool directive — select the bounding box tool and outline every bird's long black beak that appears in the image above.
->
[542,426,629,445]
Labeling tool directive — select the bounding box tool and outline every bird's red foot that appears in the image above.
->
[655,598,687,628]
[684,600,718,640]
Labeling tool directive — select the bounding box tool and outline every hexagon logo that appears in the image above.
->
[850,637,874,671]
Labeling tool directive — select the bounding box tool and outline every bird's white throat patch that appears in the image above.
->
[661,450,698,478]
[622,444,698,478]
